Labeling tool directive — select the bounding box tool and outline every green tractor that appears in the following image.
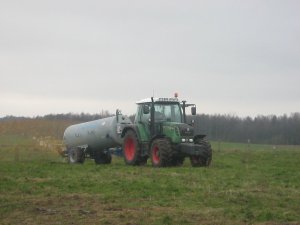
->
[120,96,212,167]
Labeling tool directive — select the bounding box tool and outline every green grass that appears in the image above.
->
[0,137,299,224]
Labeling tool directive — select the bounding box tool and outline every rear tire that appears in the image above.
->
[150,138,172,167]
[68,147,85,164]
[123,130,144,165]
[190,139,212,167]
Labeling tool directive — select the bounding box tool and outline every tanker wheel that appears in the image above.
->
[150,138,172,167]
[190,139,212,167]
[94,151,112,164]
[68,147,85,164]
[123,130,144,165]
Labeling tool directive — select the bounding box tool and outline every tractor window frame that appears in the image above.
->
[154,102,183,123]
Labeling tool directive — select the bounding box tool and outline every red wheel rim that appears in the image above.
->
[152,146,160,164]
[124,137,135,161]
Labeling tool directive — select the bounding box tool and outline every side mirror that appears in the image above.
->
[143,105,150,114]
[191,106,196,116]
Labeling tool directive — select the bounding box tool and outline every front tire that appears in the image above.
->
[150,138,172,167]
[190,139,212,167]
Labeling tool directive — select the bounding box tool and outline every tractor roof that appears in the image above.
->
[136,97,180,104]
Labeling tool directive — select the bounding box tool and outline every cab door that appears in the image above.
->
[135,105,151,142]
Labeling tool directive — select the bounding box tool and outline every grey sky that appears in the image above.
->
[1,0,299,117]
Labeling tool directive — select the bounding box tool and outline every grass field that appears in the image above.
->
[0,135,299,225]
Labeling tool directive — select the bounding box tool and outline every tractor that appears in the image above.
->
[120,95,212,167]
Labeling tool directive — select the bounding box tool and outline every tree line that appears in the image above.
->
[1,112,299,145]
[191,113,300,145]
[0,112,113,139]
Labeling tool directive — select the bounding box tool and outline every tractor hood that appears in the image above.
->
[176,123,194,137]
[162,122,194,143]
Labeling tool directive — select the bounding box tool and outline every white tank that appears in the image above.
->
[63,114,132,151]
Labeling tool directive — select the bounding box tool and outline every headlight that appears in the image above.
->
[189,139,193,143]
[182,139,186,143]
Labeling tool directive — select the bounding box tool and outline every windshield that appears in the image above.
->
[154,103,182,123]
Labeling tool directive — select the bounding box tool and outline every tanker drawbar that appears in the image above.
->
[63,111,132,164]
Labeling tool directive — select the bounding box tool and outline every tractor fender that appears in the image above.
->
[121,125,141,141]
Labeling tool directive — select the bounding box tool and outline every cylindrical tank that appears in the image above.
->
[63,115,132,151]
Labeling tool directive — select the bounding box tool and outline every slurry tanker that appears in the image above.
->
[63,95,212,167]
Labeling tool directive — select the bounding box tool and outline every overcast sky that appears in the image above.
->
[0,0,299,118]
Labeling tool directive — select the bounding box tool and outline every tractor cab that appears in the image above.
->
[135,98,182,124]
[134,97,196,140]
